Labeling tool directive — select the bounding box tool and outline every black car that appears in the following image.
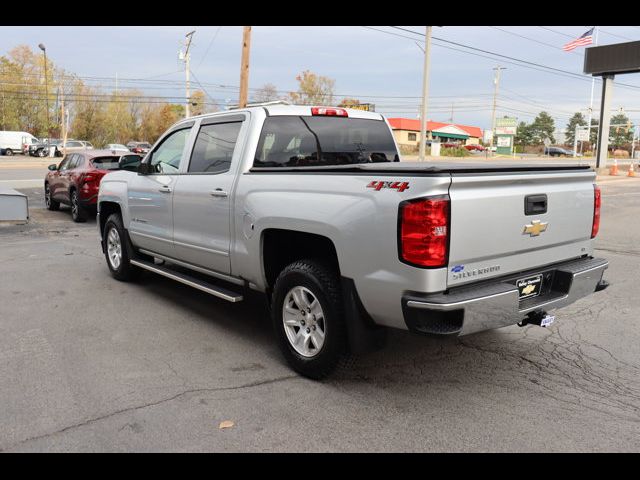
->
[544,146,573,157]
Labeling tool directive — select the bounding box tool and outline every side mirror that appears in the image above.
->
[137,161,154,175]
[48,164,57,171]
[119,154,142,172]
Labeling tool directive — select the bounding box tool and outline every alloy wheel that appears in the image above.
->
[282,286,326,357]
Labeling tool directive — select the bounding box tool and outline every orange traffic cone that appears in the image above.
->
[629,163,636,177]
[610,158,619,176]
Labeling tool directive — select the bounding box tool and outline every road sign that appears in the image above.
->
[497,136,512,147]
[576,129,590,142]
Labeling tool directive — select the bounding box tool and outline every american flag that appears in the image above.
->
[563,28,594,52]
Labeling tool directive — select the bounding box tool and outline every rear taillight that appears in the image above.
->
[591,184,601,238]
[311,107,348,117]
[80,173,101,186]
[399,195,450,268]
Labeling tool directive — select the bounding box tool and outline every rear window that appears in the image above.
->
[253,116,399,168]
[91,156,120,170]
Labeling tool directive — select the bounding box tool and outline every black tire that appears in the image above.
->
[5,149,13,156]
[271,259,348,380]
[70,190,88,223]
[44,183,60,211]
[103,213,140,281]
[37,149,46,157]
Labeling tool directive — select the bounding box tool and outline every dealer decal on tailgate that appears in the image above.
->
[366,181,410,192]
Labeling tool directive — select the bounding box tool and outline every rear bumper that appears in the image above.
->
[402,257,608,336]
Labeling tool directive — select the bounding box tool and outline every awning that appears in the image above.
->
[432,132,469,139]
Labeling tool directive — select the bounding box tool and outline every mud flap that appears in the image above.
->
[341,277,387,354]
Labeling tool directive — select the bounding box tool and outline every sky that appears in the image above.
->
[3,25,640,132]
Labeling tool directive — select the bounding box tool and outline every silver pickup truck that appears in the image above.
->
[97,105,609,379]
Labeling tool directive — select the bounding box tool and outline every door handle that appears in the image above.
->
[158,185,172,193]
[210,189,228,197]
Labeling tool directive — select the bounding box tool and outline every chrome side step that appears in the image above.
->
[130,259,243,302]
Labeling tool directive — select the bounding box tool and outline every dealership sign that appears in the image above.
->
[340,103,376,111]
[495,117,517,135]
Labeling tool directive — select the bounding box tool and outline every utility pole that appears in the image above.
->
[38,43,51,138]
[182,30,195,118]
[418,26,433,161]
[490,66,505,156]
[239,26,252,108]
[449,102,454,123]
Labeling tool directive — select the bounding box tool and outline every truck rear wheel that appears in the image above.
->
[271,259,348,380]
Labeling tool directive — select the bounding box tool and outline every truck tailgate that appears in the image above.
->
[447,170,596,287]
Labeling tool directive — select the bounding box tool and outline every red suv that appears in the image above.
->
[44,150,141,222]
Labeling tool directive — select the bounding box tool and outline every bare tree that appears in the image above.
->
[253,83,279,103]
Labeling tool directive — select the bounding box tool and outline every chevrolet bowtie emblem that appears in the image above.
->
[522,284,536,295]
[523,220,548,237]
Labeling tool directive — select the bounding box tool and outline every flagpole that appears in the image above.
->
[584,26,599,156]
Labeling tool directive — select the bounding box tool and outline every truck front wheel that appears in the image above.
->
[103,213,140,281]
[271,259,348,379]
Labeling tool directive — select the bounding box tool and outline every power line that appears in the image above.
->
[489,26,581,56]
[196,26,222,69]
[367,26,595,84]
[385,26,640,92]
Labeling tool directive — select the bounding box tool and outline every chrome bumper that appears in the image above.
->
[402,257,609,336]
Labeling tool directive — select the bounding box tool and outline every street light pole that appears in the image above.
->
[183,31,195,118]
[490,66,505,156]
[418,26,433,162]
[38,43,51,139]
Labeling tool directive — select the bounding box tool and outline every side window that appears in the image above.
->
[148,128,191,174]
[67,155,78,169]
[60,154,76,171]
[74,155,85,169]
[58,157,71,171]
[188,122,242,174]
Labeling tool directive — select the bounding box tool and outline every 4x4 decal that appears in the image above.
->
[366,181,410,192]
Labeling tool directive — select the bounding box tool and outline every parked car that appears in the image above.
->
[45,150,141,222]
[544,146,573,157]
[80,141,95,149]
[126,141,152,155]
[464,144,486,152]
[96,105,609,379]
[29,138,61,157]
[105,143,130,154]
[22,136,41,155]
[46,140,91,157]
[0,131,39,156]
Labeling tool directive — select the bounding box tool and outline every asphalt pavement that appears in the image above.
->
[0,168,639,452]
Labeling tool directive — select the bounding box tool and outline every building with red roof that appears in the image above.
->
[387,117,484,149]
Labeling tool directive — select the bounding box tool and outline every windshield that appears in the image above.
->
[253,116,399,168]
[138,143,151,148]
[91,156,121,170]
